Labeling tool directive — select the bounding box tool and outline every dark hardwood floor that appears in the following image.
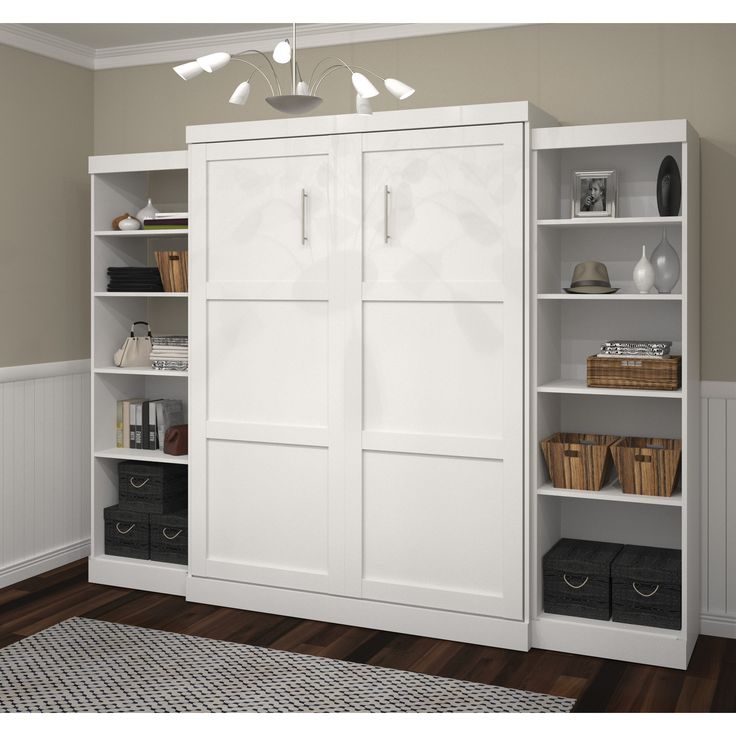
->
[1,558,734,712]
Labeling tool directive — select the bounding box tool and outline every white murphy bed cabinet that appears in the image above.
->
[88,104,701,669]
[185,103,555,651]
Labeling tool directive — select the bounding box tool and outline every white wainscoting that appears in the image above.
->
[0,359,91,588]
[701,381,736,638]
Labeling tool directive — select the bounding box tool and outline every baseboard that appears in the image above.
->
[0,540,90,589]
[700,613,736,638]
[187,575,530,651]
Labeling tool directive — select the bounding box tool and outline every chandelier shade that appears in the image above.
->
[229,81,251,106]
[196,52,232,73]
[173,61,205,81]
[273,39,292,64]
[356,94,373,116]
[384,78,415,101]
[351,72,379,99]
[173,24,415,117]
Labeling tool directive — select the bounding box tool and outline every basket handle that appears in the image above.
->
[115,523,136,535]
[129,477,150,489]
[162,528,183,540]
[563,574,589,590]
[563,450,579,458]
[632,582,660,598]
[634,455,653,463]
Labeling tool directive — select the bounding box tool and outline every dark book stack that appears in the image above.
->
[107,267,164,292]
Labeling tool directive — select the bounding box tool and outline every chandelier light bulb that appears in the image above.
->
[356,94,373,116]
[173,61,205,81]
[196,52,231,73]
[384,78,415,101]
[273,39,292,64]
[296,81,309,95]
[351,72,379,99]
[229,81,251,106]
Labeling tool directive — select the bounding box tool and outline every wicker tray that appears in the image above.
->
[611,436,682,497]
[540,433,619,491]
[587,355,681,390]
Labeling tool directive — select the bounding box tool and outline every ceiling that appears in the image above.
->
[23,23,291,49]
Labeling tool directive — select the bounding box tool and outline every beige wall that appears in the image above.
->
[0,44,93,367]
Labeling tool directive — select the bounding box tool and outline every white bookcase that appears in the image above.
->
[529,120,700,668]
[88,151,189,596]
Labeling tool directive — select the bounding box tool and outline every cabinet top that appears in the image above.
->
[185,101,556,145]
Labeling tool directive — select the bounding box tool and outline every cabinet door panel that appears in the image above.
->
[208,300,328,428]
[207,140,330,284]
[362,128,509,285]
[363,301,503,438]
[192,136,343,594]
[206,440,330,591]
[362,451,508,615]
[347,125,524,620]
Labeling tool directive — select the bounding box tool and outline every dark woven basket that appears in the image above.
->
[150,510,188,565]
[611,545,682,630]
[104,504,149,560]
[118,461,187,514]
[543,538,623,620]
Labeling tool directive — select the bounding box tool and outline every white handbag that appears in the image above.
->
[114,321,153,368]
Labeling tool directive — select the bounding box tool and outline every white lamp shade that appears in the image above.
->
[384,78,415,100]
[229,81,251,105]
[273,39,292,64]
[356,94,373,116]
[351,72,379,99]
[296,81,309,96]
[173,61,204,80]
[196,52,231,73]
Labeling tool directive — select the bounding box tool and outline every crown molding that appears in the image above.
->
[0,23,96,68]
[0,23,514,71]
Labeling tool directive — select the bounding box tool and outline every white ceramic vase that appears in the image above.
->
[135,198,158,225]
[118,216,141,231]
[633,244,655,294]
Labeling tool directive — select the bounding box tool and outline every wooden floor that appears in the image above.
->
[0,558,734,713]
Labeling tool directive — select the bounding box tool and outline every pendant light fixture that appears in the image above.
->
[173,23,415,116]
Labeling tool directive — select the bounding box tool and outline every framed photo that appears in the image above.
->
[572,170,617,218]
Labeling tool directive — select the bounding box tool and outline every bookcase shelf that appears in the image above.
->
[95,448,189,464]
[94,292,188,298]
[94,367,188,378]
[530,120,699,669]
[89,151,190,588]
[94,230,188,237]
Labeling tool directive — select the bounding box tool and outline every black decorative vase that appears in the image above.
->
[656,155,682,216]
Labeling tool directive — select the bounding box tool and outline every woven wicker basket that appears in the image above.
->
[540,433,619,491]
[611,436,682,497]
[587,355,681,390]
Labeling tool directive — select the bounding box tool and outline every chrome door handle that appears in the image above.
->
[301,189,309,246]
[384,185,391,244]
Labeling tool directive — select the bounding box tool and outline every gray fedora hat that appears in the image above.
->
[564,260,619,294]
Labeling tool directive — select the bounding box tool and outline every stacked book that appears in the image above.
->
[143,211,188,230]
[150,335,188,372]
[597,340,672,359]
[115,398,185,450]
[107,267,164,292]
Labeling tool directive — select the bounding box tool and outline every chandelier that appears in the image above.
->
[173,23,415,116]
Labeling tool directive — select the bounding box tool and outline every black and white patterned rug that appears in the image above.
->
[0,617,574,713]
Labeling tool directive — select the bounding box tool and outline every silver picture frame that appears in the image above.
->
[572,169,617,218]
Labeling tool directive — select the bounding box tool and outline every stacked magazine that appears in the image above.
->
[597,339,672,359]
[150,335,188,372]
